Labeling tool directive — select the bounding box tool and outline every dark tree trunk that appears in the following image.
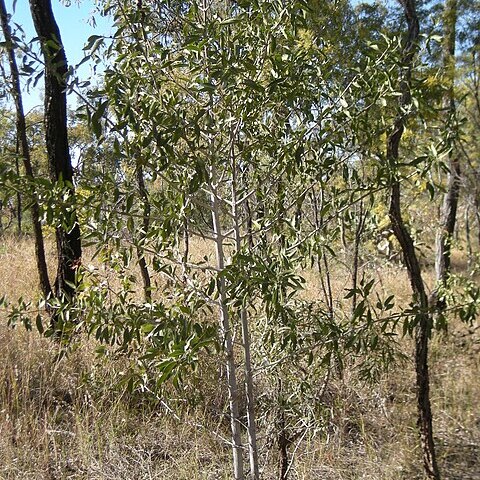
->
[14,149,22,235]
[277,380,289,480]
[243,166,254,249]
[476,195,480,247]
[311,188,334,319]
[136,165,152,302]
[434,0,460,306]
[28,0,81,300]
[183,216,190,282]
[278,410,289,480]
[0,0,52,298]
[387,1,440,478]
[465,205,472,267]
[294,197,303,231]
[390,184,440,480]
[351,201,366,316]
[245,197,254,249]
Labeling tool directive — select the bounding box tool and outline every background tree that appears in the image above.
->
[386,0,439,477]
[434,0,460,307]
[28,0,81,301]
[0,0,51,298]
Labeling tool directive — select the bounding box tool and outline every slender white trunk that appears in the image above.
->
[210,165,245,480]
[231,152,260,480]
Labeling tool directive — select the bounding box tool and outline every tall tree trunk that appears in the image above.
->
[28,0,81,300]
[434,0,460,306]
[387,1,440,478]
[0,0,52,298]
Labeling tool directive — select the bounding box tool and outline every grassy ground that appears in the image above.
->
[0,234,479,479]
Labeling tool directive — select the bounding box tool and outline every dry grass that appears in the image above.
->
[0,234,479,479]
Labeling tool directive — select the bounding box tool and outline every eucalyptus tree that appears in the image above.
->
[28,0,81,301]
[462,76,480,256]
[457,6,480,262]
[0,109,18,234]
[434,0,460,307]
[0,104,23,235]
[385,0,440,477]
[80,1,323,477]
[0,0,51,297]
[69,0,402,477]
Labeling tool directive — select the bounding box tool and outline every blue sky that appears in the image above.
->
[5,0,112,111]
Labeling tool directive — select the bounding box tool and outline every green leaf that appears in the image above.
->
[84,35,104,51]
[35,314,44,334]
[141,323,155,334]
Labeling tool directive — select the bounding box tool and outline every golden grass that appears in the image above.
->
[0,234,479,479]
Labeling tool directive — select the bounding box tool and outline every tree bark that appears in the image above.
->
[135,165,152,302]
[351,201,366,316]
[434,0,460,306]
[465,205,472,266]
[210,166,245,480]
[232,152,259,480]
[28,0,81,300]
[387,1,440,478]
[0,0,52,298]
[14,148,22,235]
[475,194,480,248]
[278,392,289,480]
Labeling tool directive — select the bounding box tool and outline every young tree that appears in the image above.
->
[74,2,382,478]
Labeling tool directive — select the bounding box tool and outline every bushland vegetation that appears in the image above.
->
[1,0,480,479]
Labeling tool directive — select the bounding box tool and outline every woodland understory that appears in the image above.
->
[0,237,480,479]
